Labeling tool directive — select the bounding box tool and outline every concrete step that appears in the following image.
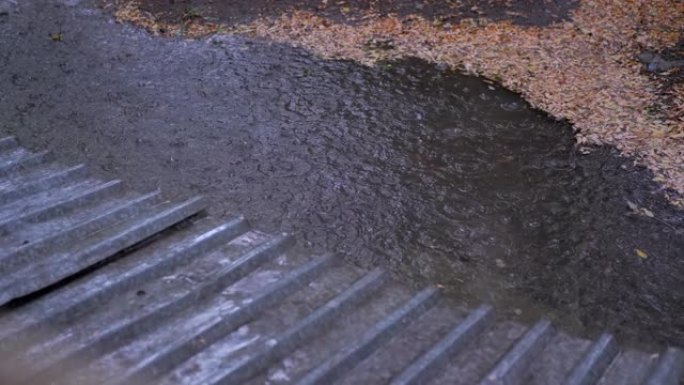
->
[0,137,681,385]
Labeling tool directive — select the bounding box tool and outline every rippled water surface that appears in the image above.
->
[1,0,683,347]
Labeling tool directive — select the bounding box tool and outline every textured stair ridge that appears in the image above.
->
[642,348,684,385]
[564,333,619,385]
[390,304,495,385]
[0,189,162,272]
[0,179,124,233]
[479,319,555,385]
[0,163,88,206]
[0,150,51,177]
[0,196,206,306]
[110,253,336,385]
[0,138,681,385]
[24,233,296,383]
[296,286,441,385]
[207,268,388,385]
[0,217,250,347]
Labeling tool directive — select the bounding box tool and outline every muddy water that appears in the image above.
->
[1,1,683,348]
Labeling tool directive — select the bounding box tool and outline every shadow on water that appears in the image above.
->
[1,2,683,348]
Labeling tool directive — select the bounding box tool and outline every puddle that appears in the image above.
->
[1,1,683,348]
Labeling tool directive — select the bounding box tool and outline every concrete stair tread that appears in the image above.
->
[0,138,681,385]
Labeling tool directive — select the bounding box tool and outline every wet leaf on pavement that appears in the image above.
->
[635,248,648,259]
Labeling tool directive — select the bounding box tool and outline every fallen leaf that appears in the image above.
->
[640,208,655,218]
[626,200,638,211]
[635,248,648,259]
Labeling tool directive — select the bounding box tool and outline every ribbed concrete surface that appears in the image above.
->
[0,137,681,385]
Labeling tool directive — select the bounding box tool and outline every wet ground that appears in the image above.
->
[140,0,578,27]
[1,0,684,348]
